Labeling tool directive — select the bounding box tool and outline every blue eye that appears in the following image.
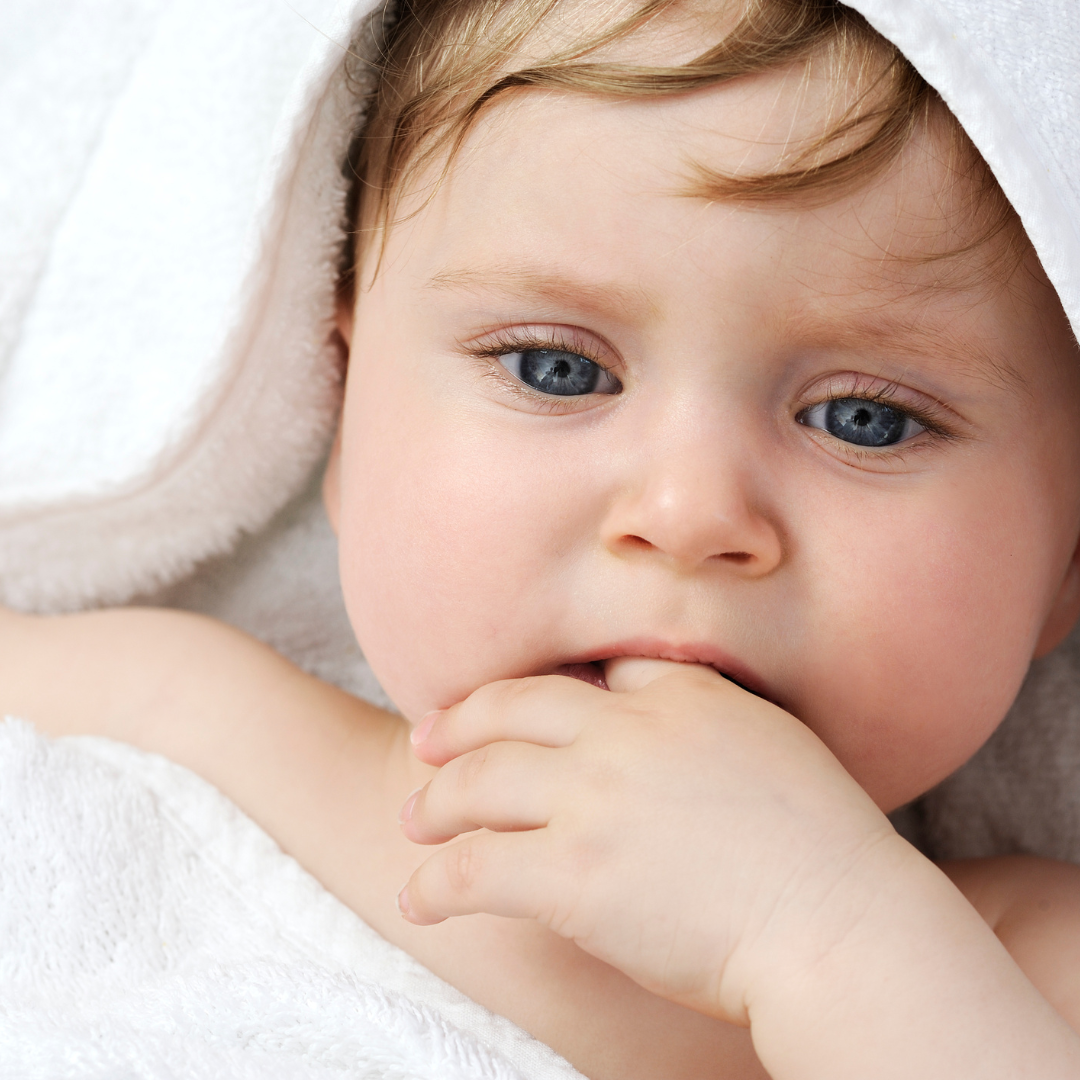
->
[500,349,620,397]
[800,397,924,447]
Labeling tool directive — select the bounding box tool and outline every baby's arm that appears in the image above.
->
[0,604,262,744]
[943,855,1080,1032]
[0,604,390,856]
[398,659,1080,1079]
[0,604,327,751]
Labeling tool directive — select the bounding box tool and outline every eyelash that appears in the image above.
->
[464,332,961,454]
[797,377,960,457]
[466,328,619,408]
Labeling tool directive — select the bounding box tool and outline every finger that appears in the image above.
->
[398,828,570,926]
[410,674,605,765]
[401,741,559,844]
[604,657,720,693]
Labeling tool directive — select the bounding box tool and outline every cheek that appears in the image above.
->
[793,464,1068,810]
[335,354,596,719]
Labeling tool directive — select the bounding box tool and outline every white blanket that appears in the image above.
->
[0,719,583,1080]
[3,0,1080,1071]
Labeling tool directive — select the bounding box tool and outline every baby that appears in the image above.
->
[6,0,1080,1077]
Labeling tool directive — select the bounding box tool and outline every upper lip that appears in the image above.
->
[561,637,774,703]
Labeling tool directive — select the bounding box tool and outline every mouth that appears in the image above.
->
[557,661,611,689]
[553,640,772,702]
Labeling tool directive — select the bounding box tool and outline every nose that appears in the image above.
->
[600,448,783,577]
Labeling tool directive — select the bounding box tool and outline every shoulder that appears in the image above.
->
[943,855,1080,1029]
[0,603,389,794]
[0,604,303,740]
[0,603,405,859]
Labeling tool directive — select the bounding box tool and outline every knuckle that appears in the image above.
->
[457,744,493,794]
[561,828,606,878]
[458,677,534,737]
[443,839,484,896]
[495,675,542,713]
[470,676,520,707]
[487,673,550,708]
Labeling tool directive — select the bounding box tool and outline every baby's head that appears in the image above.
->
[325,0,1080,811]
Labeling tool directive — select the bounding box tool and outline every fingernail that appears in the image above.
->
[396,885,412,919]
[398,786,422,824]
[410,711,441,746]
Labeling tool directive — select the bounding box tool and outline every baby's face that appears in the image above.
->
[330,66,1080,811]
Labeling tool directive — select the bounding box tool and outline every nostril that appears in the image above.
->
[721,551,753,563]
[621,535,654,551]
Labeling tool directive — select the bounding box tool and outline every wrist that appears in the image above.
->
[744,829,925,1006]
[739,836,1080,1079]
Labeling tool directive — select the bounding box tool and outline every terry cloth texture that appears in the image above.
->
[0,719,585,1080]
[0,0,384,612]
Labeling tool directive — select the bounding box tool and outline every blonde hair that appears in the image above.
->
[339,0,1019,295]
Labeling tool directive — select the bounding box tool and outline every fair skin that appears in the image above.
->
[332,57,1080,1074]
[6,33,1080,1080]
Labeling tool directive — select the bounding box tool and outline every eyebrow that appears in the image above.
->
[428,263,1028,396]
[811,311,1030,397]
[426,263,657,321]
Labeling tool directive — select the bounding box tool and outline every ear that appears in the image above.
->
[336,290,355,344]
[1033,544,1080,658]
[322,423,343,536]
[322,293,356,537]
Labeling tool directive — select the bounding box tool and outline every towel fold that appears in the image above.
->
[0,0,387,612]
[0,719,584,1080]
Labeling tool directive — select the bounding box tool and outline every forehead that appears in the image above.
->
[380,73,1028,342]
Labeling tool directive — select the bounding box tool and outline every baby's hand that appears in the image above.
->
[397,659,904,1026]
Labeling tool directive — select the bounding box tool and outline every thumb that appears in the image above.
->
[604,656,719,693]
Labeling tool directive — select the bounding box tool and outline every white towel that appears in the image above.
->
[0,719,584,1080]
[0,0,385,611]
[1,0,1077,614]
[4,3,1080,1060]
